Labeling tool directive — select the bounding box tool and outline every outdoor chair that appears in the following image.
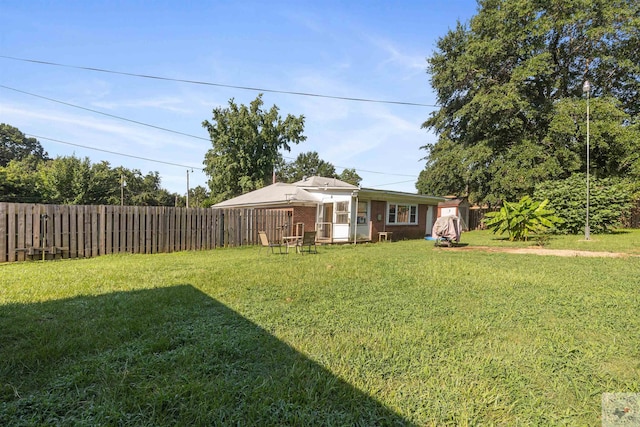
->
[258,231,285,254]
[296,231,317,254]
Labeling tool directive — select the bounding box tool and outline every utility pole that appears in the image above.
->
[583,80,591,240]
[186,169,193,208]
[120,174,125,206]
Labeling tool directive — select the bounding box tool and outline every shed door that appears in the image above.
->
[441,207,457,217]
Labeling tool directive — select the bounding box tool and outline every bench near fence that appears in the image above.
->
[0,203,290,263]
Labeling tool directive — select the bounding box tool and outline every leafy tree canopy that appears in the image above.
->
[202,94,306,203]
[1,153,180,206]
[35,157,180,206]
[188,185,212,208]
[337,168,362,186]
[279,151,336,183]
[0,156,44,203]
[418,0,640,205]
[0,123,49,167]
[279,151,363,186]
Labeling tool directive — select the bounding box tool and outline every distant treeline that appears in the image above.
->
[1,123,211,207]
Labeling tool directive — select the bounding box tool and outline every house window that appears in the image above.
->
[336,201,349,224]
[387,203,418,225]
[357,201,368,225]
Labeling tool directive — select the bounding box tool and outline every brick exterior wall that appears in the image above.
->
[369,200,430,242]
[291,206,317,234]
[370,200,386,239]
[281,201,435,242]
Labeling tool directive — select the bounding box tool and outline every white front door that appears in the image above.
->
[355,200,370,240]
[426,205,435,235]
[333,200,350,241]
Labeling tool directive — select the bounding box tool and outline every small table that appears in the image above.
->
[378,231,393,242]
[282,236,302,253]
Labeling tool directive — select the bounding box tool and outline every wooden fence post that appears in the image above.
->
[0,203,7,263]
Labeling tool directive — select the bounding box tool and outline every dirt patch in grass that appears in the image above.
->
[445,246,637,258]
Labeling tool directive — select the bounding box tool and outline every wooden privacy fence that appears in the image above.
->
[0,203,291,263]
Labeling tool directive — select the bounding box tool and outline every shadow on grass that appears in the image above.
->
[0,285,411,426]
[608,229,632,235]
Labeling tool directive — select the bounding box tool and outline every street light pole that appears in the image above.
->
[121,174,126,207]
[583,80,591,240]
[186,169,190,208]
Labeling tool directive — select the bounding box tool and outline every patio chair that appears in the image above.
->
[296,231,317,254]
[258,231,285,254]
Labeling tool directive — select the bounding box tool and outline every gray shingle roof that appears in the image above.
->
[213,176,444,208]
[292,176,358,189]
[213,182,320,208]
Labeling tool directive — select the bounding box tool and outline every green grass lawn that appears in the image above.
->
[1,233,639,425]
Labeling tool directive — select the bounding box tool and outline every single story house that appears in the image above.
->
[213,176,445,242]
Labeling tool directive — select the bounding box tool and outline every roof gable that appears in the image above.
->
[214,182,320,208]
[292,176,357,190]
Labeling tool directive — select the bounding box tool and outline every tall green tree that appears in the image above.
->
[110,168,177,206]
[280,151,336,183]
[1,123,49,166]
[337,168,362,186]
[188,185,212,208]
[0,156,45,202]
[418,0,640,205]
[87,161,120,205]
[38,156,93,205]
[202,94,306,203]
[127,170,176,206]
[279,152,363,186]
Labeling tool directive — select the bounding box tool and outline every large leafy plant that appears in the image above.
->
[484,196,564,241]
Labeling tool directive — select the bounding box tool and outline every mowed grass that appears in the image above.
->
[1,234,639,425]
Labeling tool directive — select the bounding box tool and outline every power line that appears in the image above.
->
[336,166,414,177]
[368,179,417,187]
[0,55,439,108]
[4,84,418,178]
[27,134,199,169]
[28,132,422,184]
[0,84,211,141]
[30,134,420,184]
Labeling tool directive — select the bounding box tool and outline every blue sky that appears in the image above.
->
[1,1,478,195]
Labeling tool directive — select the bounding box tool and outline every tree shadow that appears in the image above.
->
[608,229,631,235]
[0,285,412,426]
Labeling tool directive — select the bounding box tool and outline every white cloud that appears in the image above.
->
[0,103,203,153]
[365,36,427,78]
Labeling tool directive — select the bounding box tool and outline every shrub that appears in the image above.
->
[483,196,564,241]
[534,174,634,234]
